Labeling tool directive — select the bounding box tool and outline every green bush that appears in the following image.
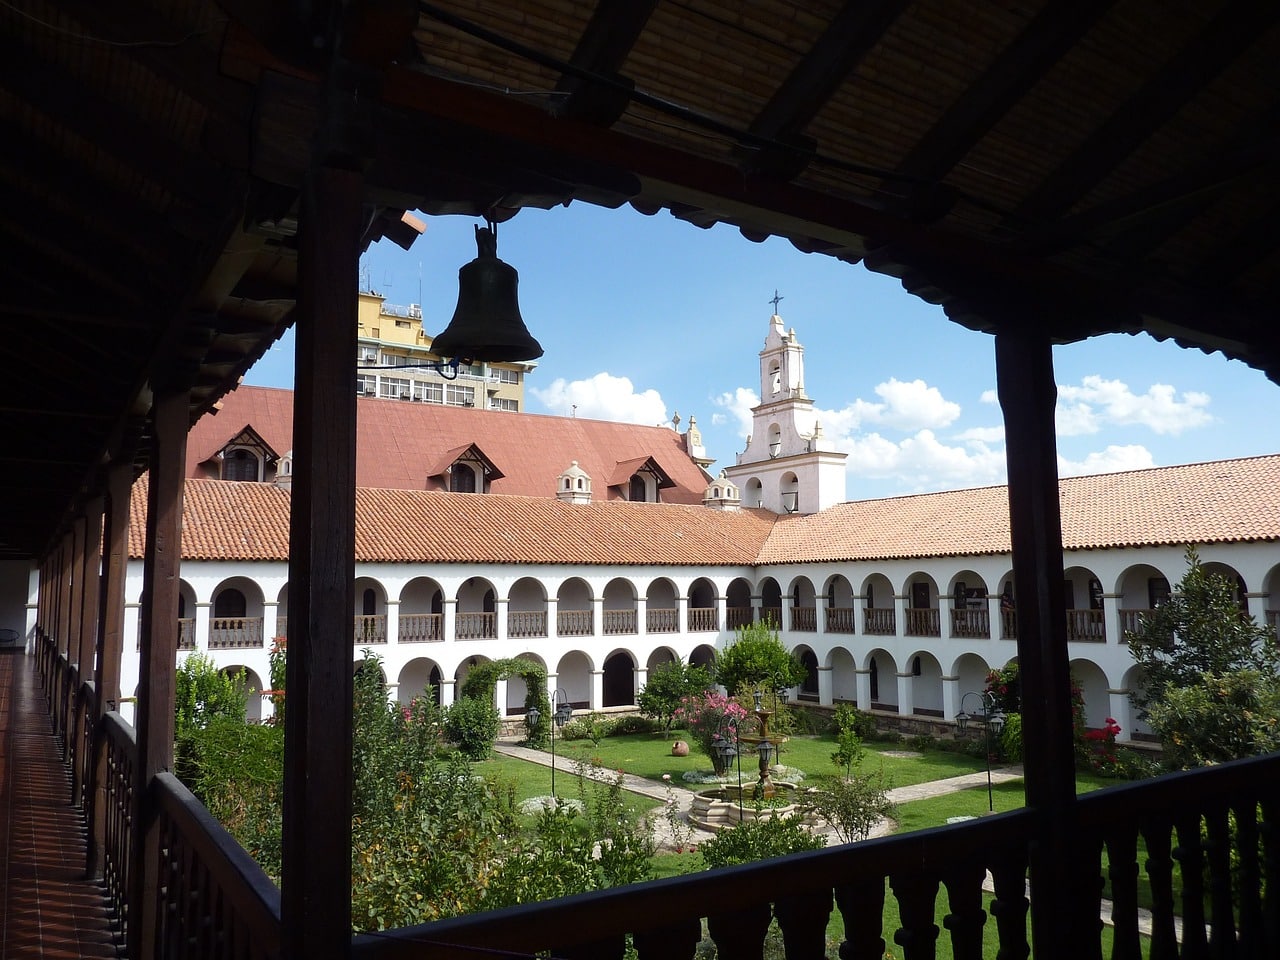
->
[638,660,714,732]
[1000,712,1023,762]
[175,653,247,736]
[610,714,660,736]
[444,696,501,760]
[713,621,807,698]
[700,810,825,869]
[559,713,615,743]
[802,767,894,843]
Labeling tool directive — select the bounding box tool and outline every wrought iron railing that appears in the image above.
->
[507,609,547,638]
[210,617,265,649]
[556,609,593,636]
[687,606,718,632]
[399,613,443,642]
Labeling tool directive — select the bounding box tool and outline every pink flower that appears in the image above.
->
[662,774,671,781]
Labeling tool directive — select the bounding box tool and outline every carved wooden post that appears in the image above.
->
[130,383,189,960]
[72,498,103,809]
[835,875,887,960]
[280,159,361,959]
[995,332,1087,957]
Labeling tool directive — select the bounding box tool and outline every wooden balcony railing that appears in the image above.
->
[950,608,990,639]
[210,616,265,649]
[825,607,855,633]
[790,607,816,632]
[905,607,940,637]
[646,607,678,633]
[864,607,895,635]
[557,609,593,636]
[178,618,196,650]
[1269,609,1279,631]
[603,609,637,635]
[354,614,387,645]
[1000,609,1017,640]
[687,606,718,632]
[726,606,753,630]
[759,606,782,628]
[1065,608,1105,643]
[455,611,496,640]
[507,610,547,638]
[399,613,443,643]
[99,711,136,949]
[1119,608,1151,638]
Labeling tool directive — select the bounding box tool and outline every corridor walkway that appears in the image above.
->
[0,650,119,958]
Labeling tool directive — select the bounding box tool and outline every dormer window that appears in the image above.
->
[629,475,647,502]
[223,448,260,482]
[450,464,478,493]
[427,442,504,494]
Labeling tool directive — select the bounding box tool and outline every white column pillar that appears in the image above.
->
[1108,688,1133,744]
[636,596,648,636]
[986,596,1002,641]
[590,669,604,710]
[817,665,833,706]
[815,595,828,637]
[443,598,457,642]
[716,593,728,634]
[940,600,954,642]
[941,675,961,725]
[677,595,688,634]
[894,594,908,639]
[855,594,868,634]
[1102,593,1120,645]
[439,678,456,708]
[264,600,280,642]
[546,597,559,638]
[194,600,211,653]
[896,671,915,717]
[495,678,509,718]
[495,597,508,643]
[855,667,871,711]
[635,666,648,696]
[591,596,605,642]
[385,599,400,645]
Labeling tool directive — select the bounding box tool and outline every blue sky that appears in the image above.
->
[245,202,1278,501]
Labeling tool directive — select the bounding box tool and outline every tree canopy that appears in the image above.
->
[713,621,807,697]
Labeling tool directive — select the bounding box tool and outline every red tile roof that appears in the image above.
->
[185,385,711,502]
[134,454,1280,565]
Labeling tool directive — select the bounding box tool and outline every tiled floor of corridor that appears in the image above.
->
[0,650,120,958]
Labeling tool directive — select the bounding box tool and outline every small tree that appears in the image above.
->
[638,660,713,733]
[713,621,807,698]
[175,653,247,736]
[1128,546,1280,767]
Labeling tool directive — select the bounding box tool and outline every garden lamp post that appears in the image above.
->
[526,688,574,795]
[956,690,1005,812]
[715,715,743,820]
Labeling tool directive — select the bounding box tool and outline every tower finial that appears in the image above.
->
[769,289,784,314]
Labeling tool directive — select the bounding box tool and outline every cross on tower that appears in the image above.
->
[769,290,784,313]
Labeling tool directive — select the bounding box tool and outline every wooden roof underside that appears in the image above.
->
[2,0,1278,559]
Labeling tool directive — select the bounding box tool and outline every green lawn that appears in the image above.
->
[473,753,662,819]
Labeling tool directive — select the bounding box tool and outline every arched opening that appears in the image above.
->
[602,652,635,707]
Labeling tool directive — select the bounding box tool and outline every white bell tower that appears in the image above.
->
[723,311,847,514]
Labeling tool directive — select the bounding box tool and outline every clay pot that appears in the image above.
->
[671,740,690,757]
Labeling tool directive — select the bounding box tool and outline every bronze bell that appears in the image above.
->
[430,224,544,363]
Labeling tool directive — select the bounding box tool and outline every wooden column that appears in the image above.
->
[995,332,1089,958]
[129,386,189,960]
[281,162,361,960]
[59,531,73,657]
[88,462,132,879]
[72,497,104,804]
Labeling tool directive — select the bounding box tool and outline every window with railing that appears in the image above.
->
[507,610,547,638]
[398,613,442,642]
[455,611,496,639]
[646,608,678,633]
[864,607,895,635]
[556,609,593,636]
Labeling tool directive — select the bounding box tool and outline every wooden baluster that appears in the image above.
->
[1142,817,1178,960]
[835,876,886,960]
[1204,803,1235,957]
[1232,800,1262,960]
[633,917,702,960]
[706,903,773,960]
[774,890,834,959]
[1106,828,1142,960]
[1261,799,1279,959]
[988,850,1030,960]
[556,933,627,960]
[1174,812,1209,959]
[890,872,940,960]
[941,862,987,960]
[1077,832,1105,960]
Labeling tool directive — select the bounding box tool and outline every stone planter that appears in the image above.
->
[688,784,820,832]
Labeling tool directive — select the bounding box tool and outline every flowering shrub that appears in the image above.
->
[673,690,749,774]
[983,663,1020,714]
[1083,717,1123,774]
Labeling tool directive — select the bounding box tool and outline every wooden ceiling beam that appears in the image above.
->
[552,0,657,125]
[893,0,1115,185]
[1195,197,1280,288]
[1011,0,1280,228]
[0,216,146,309]
[739,0,909,179]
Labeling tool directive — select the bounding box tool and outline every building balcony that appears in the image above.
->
[905,607,940,637]
[209,617,264,649]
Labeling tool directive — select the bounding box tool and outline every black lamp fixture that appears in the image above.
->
[527,688,573,795]
[430,218,544,364]
[955,690,1005,813]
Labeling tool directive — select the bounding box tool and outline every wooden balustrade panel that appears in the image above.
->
[687,606,718,632]
[646,607,678,633]
[1064,609,1105,643]
[456,612,497,639]
[905,608,940,637]
[1000,610,1017,640]
[726,607,753,630]
[760,606,782,628]
[950,608,990,639]
[791,607,816,631]
[1118,609,1150,638]
[826,606,855,633]
[210,617,265,649]
[102,713,136,949]
[178,618,196,650]
[399,613,443,642]
[353,614,387,644]
[602,609,637,635]
[507,610,547,638]
[557,609,593,636]
[865,607,896,635]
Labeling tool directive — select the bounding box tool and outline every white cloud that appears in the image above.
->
[1056,376,1212,436]
[712,387,759,437]
[851,378,962,431]
[954,425,1005,444]
[1057,444,1155,477]
[845,429,1007,492]
[979,389,998,405]
[531,373,667,425]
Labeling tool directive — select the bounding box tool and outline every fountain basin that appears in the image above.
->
[688,783,821,832]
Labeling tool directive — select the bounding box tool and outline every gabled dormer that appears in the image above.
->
[425,442,505,494]
[216,425,279,483]
[607,456,674,503]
